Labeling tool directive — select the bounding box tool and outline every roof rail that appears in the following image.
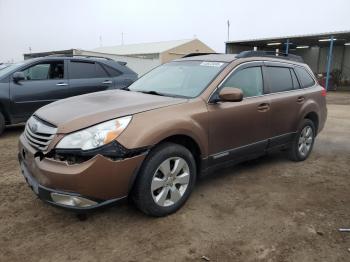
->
[45,54,114,61]
[43,54,129,65]
[182,52,218,58]
[236,50,304,63]
[73,55,114,61]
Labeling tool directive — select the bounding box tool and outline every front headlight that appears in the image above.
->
[56,116,132,150]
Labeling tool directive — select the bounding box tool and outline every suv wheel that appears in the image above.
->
[0,112,5,136]
[132,142,196,217]
[288,119,315,161]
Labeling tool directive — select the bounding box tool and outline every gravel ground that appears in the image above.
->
[0,92,350,262]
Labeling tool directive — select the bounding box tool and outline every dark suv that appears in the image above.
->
[0,56,137,135]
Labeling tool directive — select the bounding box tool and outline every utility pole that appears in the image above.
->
[121,32,124,45]
[99,35,102,47]
[227,20,230,41]
[29,47,32,54]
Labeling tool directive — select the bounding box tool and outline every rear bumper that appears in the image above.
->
[18,134,146,211]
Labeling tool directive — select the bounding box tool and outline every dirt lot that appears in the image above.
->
[1,92,350,262]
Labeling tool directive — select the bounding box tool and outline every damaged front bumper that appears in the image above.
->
[18,134,147,211]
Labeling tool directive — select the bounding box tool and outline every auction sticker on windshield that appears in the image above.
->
[200,62,224,67]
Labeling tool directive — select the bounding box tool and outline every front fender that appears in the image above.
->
[117,99,209,157]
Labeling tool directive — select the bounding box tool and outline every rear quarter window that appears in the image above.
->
[295,67,315,88]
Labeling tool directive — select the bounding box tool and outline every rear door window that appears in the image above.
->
[95,63,109,78]
[102,65,121,77]
[222,67,263,98]
[295,67,315,88]
[69,61,96,79]
[266,66,293,93]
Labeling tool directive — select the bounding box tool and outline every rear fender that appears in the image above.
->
[298,99,320,130]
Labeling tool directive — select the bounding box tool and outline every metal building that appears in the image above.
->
[225,31,350,90]
[24,39,215,76]
[93,39,214,63]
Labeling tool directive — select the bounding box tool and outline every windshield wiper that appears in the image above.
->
[121,86,130,91]
[137,90,165,96]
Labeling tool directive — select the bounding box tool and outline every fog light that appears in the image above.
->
[50,193,97,207]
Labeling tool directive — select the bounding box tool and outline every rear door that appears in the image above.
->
[264,62,304,147]
[67,60,114,97]
[10,59,68,119]
[100,64,130,89]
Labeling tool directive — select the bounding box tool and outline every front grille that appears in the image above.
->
[24,116,57,151]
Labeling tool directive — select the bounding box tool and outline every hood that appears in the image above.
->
[35,90,187,134]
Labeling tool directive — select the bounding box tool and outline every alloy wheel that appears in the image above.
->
[298,126,313,157]
[151,157,190,207]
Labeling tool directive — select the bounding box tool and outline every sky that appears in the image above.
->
[0,0,349,62]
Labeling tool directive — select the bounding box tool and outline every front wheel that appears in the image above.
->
[132,143,196,217]
[288,119,316,161]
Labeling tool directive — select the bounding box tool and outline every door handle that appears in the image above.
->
[102,80,112,84]
[257,103,270,112]
[297,96,305,103]
[56,83,68,86]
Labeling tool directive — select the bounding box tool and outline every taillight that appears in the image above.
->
[321,87,327,97]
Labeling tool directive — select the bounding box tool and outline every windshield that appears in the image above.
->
[0,62,25,78]
[0,64,10,70]
[128,61,227,98]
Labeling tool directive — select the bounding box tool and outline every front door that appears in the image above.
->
[10,59,68,120]
[208,62,271,166]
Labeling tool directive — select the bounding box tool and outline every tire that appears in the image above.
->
[132,142,197,217]
[288,119,316,162]
[0,112,5,136]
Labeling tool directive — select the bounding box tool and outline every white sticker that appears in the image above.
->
[200,62,224,67]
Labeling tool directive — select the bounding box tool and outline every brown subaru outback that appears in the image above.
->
[18,51,327,216]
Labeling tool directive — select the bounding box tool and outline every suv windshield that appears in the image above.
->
[0,64,10,70]
[0,62,25,78]
[128,61,227,98]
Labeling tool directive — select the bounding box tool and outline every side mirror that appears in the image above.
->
[13,72,25,83]
[218,88,243,102]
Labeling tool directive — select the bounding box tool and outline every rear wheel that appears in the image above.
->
[288,119,315,161]
[0,112,5,136]
[132,143,196,217]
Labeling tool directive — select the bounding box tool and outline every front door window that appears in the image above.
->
[22,61,64,81]
[221,67,263,97]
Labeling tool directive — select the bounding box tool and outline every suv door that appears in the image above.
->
[208,62,271,166]
[264,62,305,147]
[100,64,130,89]
[10,59,68,120]
[67,60,113,96]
